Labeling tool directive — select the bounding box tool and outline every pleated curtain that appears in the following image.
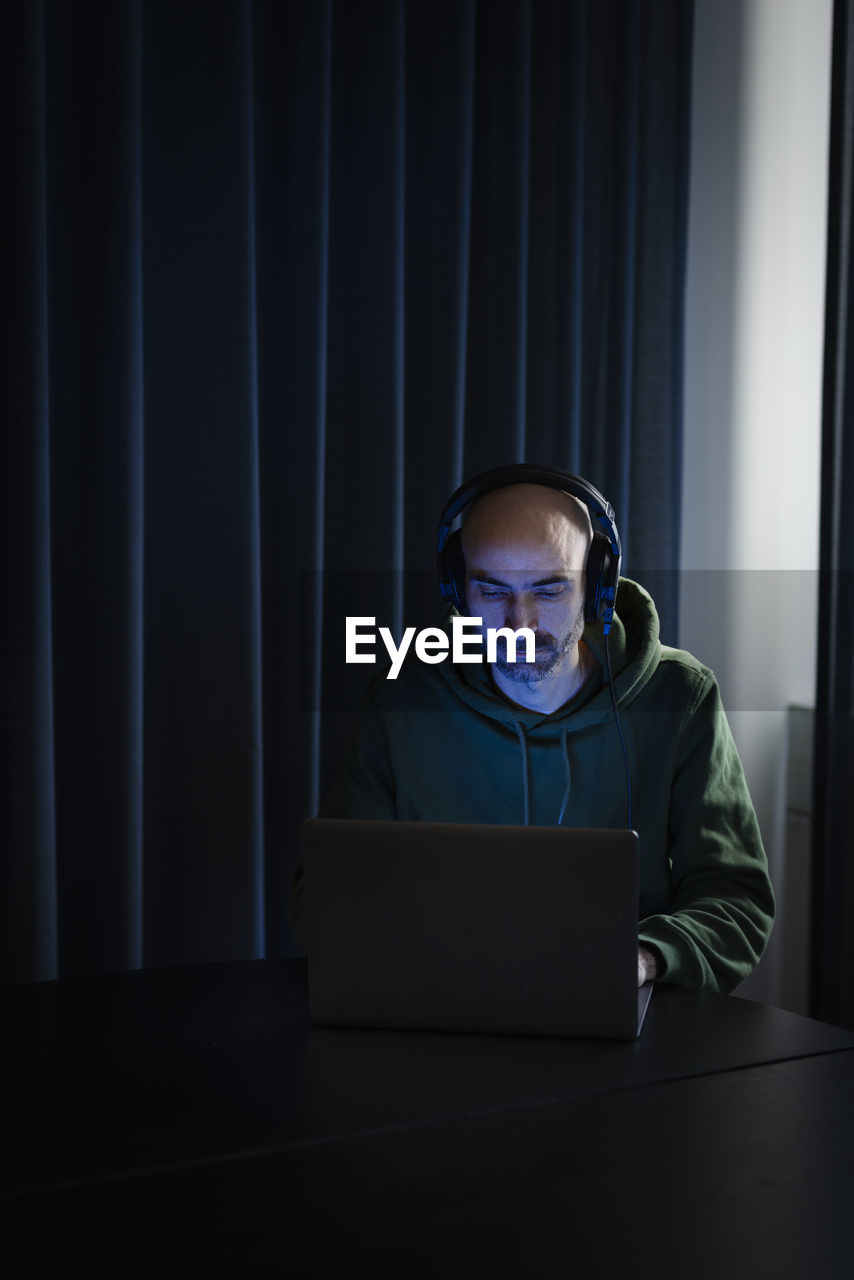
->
[2,0,693,983]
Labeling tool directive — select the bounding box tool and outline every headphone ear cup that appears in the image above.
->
[444,530,467,613]
[584,531,613,622]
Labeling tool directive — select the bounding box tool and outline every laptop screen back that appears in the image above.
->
[302,818,649,1040]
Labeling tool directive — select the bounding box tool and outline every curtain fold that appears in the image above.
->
[140,0,266,968]
[3,0,693,983]
[812,0,854,1031]
[4,0,59,983]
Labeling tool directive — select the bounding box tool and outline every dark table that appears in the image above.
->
[3,958,854,1277]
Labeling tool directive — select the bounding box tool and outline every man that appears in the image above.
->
[291,466,775,993]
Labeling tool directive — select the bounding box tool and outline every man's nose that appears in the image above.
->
[506,594,538,632]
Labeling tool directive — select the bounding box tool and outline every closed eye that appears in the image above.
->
[474,584,569,600]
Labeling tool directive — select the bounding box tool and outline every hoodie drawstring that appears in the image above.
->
[513,723,531,826]
[514,724,572,826]
[556,728,572,826]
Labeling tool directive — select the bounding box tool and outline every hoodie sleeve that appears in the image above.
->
[638,673,776,993]
[319,693,398,820]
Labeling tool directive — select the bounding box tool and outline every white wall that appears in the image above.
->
[682,0,832,1005]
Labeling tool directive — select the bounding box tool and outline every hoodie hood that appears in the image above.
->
[437,577,662,736]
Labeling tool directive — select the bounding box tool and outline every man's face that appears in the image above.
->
[461,487,590,686]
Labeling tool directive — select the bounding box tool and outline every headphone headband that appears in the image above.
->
[436,463,622,634]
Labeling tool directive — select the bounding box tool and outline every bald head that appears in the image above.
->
[461,483,593,574]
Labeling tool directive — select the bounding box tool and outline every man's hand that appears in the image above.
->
[637,945,659,986]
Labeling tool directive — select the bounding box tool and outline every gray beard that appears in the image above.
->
[492,607,586,685]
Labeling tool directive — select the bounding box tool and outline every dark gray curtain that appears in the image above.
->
[2,0,693,984]
[812,0,854,1032]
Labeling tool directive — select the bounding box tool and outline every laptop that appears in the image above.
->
[302,818,653,1040]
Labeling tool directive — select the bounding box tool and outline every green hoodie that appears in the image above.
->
[293,578,774,993]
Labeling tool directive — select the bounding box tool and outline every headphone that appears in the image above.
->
[436,463,622,635]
